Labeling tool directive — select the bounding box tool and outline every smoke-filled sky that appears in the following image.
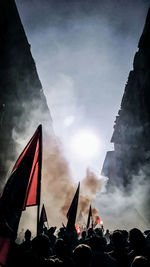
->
[15,0,150,181]
[14,0,150,232]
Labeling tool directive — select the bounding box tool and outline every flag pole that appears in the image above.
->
[37,125,42,236]
[87,204,92,229]
[47,220,49,230]
[37,202,40,235]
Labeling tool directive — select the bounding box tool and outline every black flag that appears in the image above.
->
[66,182,80,231]
[39,204,48,234]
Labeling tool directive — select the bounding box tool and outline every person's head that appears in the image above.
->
[111,230,124,250]
[94,228,103,237]
[129,228,146,250]
[90,235,106,251]
[32,234,51,258]
[131,256,148,267]
[25,229,31,241]
[73,244,92,267]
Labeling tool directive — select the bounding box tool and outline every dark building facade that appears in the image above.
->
[0,0,52,187]
[102,8,150,188]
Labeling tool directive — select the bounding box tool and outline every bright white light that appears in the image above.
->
[64,115,74,127]
[70,129,100,159]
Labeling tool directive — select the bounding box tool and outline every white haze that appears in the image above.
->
[14,0,150,234]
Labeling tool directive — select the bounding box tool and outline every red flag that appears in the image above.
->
[66,182,80,231]
[12,124,42,209]
[0,125,42,266]
[39,204,48,234]
[87,205,92,229]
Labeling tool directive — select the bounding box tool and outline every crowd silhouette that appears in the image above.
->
[7,226,150,267]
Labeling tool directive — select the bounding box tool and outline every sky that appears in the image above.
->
[10,0,150,233]
[13,0,150,232]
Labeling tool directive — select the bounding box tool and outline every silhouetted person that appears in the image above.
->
[51,238,73,267]
[109,230,130,267]
[8,230,32,267]
[91,235,117,267]
[128,228,150,263]
[48,227,57,252]
[131,256,149,267]
[73,244,92,267]
[57,227,75,254]
[22,234,52,267]
[94,227,103,237]
[20,229,32,252]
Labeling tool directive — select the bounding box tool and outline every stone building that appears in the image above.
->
[102,8,150,188]
[0,0,52,187]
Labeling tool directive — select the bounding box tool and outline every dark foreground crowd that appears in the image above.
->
[8,226,150,267]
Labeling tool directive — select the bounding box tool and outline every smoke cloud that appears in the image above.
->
[18,131,106,235]
[95,167,150,231]
[43,135,107,222]
[2,0,150,236]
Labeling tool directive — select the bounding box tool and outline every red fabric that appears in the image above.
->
[12,125,42,210]
[26,163,39,207]
[0,237,11,266]
[23,138,40,208]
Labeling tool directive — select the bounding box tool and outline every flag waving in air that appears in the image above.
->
[66,182,80,231]
[0,125,42,266]
[39,204,48,234]
[12,124,42,209]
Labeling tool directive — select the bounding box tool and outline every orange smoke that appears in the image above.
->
[82,168,102,195]
[41,135,105,226]
[92,208,98,216]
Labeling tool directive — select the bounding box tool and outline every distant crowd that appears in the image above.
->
[8,226,150,267]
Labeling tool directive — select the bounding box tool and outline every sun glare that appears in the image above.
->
[70,129,100,159]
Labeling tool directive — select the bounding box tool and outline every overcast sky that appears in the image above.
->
[16,0,150,181]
